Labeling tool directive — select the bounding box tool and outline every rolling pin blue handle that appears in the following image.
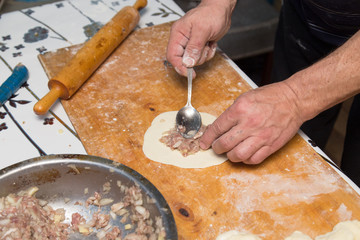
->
[0,64,29,106]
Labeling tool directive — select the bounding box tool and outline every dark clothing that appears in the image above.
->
[271,0,360,186]
[289,0,360,46]
[342,94,360,185]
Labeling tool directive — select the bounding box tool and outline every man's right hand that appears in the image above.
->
[199,82,304,164]
[166,0,236,77]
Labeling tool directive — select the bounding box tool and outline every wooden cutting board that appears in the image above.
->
[38,22,360,239]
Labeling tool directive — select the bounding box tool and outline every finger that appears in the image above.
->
[197,44,211,65]
[174,64,189,77]
[166,31,186,64]
[183,25,212,67]
[206,42,217,62]
[166,45,186,76]
[244,145,273,165]
[211,124,246,154]
[226,136,266,164]
[197,41,217,65]
[166,23,190,76]
[174,63,197,79]
[245,128,298,164]
[199,109,239,149]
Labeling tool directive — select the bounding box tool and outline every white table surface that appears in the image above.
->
[0,0,184,167]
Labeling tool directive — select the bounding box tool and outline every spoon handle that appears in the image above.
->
[187,68,193,106]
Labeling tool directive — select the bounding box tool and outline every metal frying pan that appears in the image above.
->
[0,154,178,239]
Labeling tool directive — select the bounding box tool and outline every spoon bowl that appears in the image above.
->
[176,105,202,138]
[176,68,202,138]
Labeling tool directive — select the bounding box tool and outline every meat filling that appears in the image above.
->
[160,125,206,157]
[0,184,166,240]
[0,187,69,240]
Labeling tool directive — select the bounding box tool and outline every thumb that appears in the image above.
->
[182,29,210,67]
[182,45,200,68]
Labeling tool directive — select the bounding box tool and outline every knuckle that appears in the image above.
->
[230,102,244,116]
[228,148,250,163]
[246,117,262,129]
[259,128,279,145]
[236,149,251,162]
[233,95,251,111]
[226,102,249,123]
[246,147,272,165]
[214,137,233,153]
[171,20,182,31]
[208,122,224,136]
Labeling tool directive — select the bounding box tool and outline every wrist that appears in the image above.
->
[283,69,326,122]
[278,78,308,124]
[200,0,237,14]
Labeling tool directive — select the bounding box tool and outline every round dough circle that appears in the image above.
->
[143,111,227,168]
[285,231,312,240]
[315,220,360,240]
[216,230,261,240]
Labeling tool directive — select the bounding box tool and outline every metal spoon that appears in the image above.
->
[176,68,202,138]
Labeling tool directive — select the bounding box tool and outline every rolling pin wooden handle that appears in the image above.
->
[33,83,67,115]
[133,0,147,10]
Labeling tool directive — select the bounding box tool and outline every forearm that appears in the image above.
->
[284,30,360,122]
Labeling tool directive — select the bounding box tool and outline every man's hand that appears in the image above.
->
[199,82,304,164]
[166,0,236,77]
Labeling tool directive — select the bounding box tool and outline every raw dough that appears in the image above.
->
[285,231,312,240]
[143,111,227,168]
[315,220,360,240]
[215,220,360,240]
[284,220,360,240]
[216,230,261,240]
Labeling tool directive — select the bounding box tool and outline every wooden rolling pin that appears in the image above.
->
[34,0,147,115]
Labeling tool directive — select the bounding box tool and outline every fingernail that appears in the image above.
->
[183,56,195,67]
[209,46,216,58]
[174,67,181,74]
[199,141,207,150]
